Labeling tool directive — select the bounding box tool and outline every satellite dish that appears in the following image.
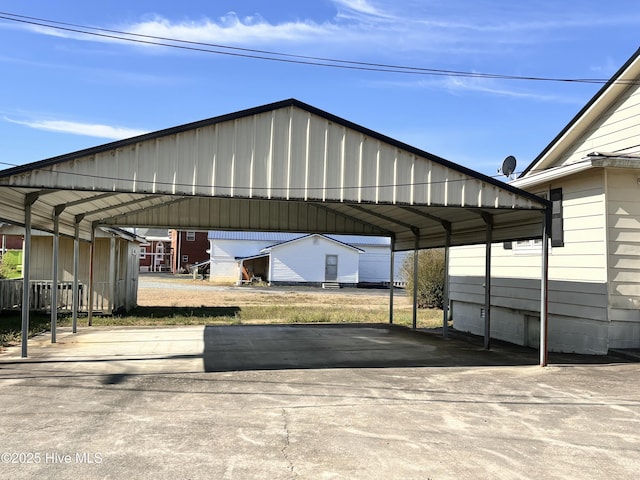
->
[500,155,517,178]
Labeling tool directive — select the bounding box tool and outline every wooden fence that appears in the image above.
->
[0,279,85,312]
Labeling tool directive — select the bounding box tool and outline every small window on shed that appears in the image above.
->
[186,231,196,241]
[182,255,189,263]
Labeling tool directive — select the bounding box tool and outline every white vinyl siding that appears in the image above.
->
[270,236,359,284]
[449,169,609,354]
[555,83,640,167]
[209,239,276,282]
[606,169,640,347]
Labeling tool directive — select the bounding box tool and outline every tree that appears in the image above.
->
[401,248,445,309]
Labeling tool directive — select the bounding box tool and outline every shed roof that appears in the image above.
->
[260,234,364,253]
[0,99,549,251]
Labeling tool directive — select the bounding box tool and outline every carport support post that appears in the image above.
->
[540,210,550,367]
[482,213,493,350]
[109,236,116,313]
[442,222,452,338]
[21,194,37,358]
[412,228,420,330]
[389,236,395,325]
[72,214,84,334]
[87,224,96,326]
[51,206,64,343]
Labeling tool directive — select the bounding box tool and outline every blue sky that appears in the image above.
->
[0,0,638,177]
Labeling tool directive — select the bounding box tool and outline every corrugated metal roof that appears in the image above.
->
[0,99,549,251]
[208,231,302,242]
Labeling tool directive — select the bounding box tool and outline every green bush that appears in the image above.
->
[0,250,22,279]
[401,249,445,309]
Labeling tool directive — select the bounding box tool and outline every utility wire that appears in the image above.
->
[0,11,634,84]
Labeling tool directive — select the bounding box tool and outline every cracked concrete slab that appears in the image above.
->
[0,324,638,479]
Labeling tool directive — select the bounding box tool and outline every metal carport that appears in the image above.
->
[0,99,551,364]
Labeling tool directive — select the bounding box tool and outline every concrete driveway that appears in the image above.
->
[0,324,638,479]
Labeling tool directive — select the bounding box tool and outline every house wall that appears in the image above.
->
[1,234,23,251]
[449,169,610,354]
[270,236,359,285]
[172,231,210,272]
[554,82,640,167]
[606,168,640,348]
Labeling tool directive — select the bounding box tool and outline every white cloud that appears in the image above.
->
[373,76,581,103]
[5,117,148,140]
[123,12,336,46]
[331,0,393,19]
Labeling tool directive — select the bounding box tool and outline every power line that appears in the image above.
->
[0,159,511,190]
[0,11,633,85]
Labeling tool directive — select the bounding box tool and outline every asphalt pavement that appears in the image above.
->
[0,324,638,479]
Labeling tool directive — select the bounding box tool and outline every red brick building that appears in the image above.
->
[170,230,209,273]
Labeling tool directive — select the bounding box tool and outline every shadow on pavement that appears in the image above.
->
[202,323,632,372]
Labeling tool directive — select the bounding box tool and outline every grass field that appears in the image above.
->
[0,276,445,347]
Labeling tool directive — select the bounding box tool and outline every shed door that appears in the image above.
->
[325,255,338,281]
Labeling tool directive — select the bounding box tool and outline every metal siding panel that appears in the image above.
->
[175,130,199,195]
[289,109,308,200]
[395,150,413,204]
[135,140,157,193]
[306,117,328,201]
[270,109,291,198]
[412,154,430,205]
[342,130,361,202]
[214,121,235,197]
[325,124,343,202]
[253,114,273,198]
[376,143,395,203]
[360,139,379,203]
[194,127,214,197]
[233,117,255,196]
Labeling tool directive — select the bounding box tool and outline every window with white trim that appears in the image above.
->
[514,192,548,252]
[140,246,147,259]
[186,231,196,241]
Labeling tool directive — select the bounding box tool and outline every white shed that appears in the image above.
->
[0,224,142,313]
[264,234,362,286]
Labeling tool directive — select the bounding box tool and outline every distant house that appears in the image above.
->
[449,48,640,354]
[135,228,172,272]
[0,222,25,256]
[0,224,142,313]
[208,231,408,286]
[170,230,209,273]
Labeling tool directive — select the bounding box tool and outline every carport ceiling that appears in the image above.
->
[0,99,549,251]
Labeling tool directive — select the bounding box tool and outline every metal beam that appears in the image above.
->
[80,195,165,218]
[412,227,419,330]
[309,202,393,236]
[540,209,550,367]
[21,195,37,358]
[442,222,452,339]
[50,206,64,344]
[481,213,493,350]
[71,214,85,333]
[399,206,449,226]
[88,226,96,326]
[109,237,116,313]
[346,204,416,231]
[54,191,121,209]
[389,235,395,325]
